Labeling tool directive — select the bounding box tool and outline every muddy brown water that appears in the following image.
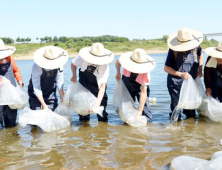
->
[0,54,222,170]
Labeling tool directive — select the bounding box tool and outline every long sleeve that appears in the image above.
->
[9,56,22,82]
[31,63,43,97]
[56,68,64,89]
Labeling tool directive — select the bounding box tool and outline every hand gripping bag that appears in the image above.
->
[0,76,28,109]
[178,76,202,109]
[63,82,104,117]
[18,107,71,132]
[113,80,147,127]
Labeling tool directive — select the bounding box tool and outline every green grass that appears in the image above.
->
[9,39,218,58]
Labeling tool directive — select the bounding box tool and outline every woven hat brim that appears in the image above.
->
[120,52,156,74]
[79,47,114,65]
[167,30,203,52]
[205,47,222,59]
[0,46,16,59]
[33,46,68,69]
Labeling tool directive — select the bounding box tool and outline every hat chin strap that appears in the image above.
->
[89,51,112,57]
[216,47,222,52]
[130,56,155,65]
[0,48,14,51]
[43,51,66,60]
[177,35,202,43]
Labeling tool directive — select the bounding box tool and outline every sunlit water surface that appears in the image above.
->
[0,53,222,170]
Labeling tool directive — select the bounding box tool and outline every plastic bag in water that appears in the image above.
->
[170,151,222,170]
[0,76,28,109]
[54,102,72,123]
[18,107,71,132]
[113,80,147,127]
[178,76,202,109]
[170,106,182,124]
[63,82,104,117]
[207,96,222,122]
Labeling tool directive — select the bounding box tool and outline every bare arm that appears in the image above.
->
[58,88,64,102]
[136,85,147,117]
[71,63,77,82]
[115,59,121,81]
[89,83,106,113]
[37,95,49,111]
[164,65,190,80]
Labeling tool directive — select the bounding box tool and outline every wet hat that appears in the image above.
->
[205,41,222,59]
[167,27,203,52]
[33,46,68,69]
[119,48,156,73]
[0,39,16,59]
[79,43,114,65]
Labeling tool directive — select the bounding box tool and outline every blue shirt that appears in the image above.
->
[165,46,202,69]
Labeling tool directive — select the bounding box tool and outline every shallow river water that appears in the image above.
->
[0,53,222,170]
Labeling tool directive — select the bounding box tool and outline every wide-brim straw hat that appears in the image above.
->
[167,27,203,52]
[120,48,156,74]
[33,46,68,69]
[0,39,16,59]
[79,43,114,65]
[205,41,222,59]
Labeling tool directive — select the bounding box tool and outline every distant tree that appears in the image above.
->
[36,37,39,40]
[53,36,58,42]
[26,37,31,42]
[1,37,14,44]
[204,36,208,41]
[40,38,44,43]
[162,35,169,43]
[21,38,25,43]
[16,37,21,42]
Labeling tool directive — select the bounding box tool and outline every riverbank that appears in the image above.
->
[11,39,216,60]
[13,49,169,60]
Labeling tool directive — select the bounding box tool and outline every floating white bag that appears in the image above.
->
[171,151,222,170]
[178,76,202,109]
[0,76,28,109]
[63,82,104,117]
[113,80,147,127]
[170,156,208,170]
[18,108,71,132]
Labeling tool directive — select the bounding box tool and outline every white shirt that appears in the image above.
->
[117,57,151,85]
[72,55,109,88]
[31,63,64,97]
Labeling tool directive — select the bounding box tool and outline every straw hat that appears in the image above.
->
[205,41,222,59]
[33,46,68,69]
[79,43,114,65]
[167,27,203,52]
[119,48,156,73]
[0,39,16,59]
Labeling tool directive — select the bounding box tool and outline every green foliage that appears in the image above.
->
[26,37,31,42]
[1,37,14,44]
[162,35,169,43]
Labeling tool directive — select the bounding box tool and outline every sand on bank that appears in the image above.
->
[13,49,169,61]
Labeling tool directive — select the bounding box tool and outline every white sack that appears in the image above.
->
[113,80,147,127]
[207,97,222,122]
[54,102,72,123]
[171,151,222,170]
[178,76,202,109]
[63,82,104,117]
[170,156,208,170]
[0,76,28,109]
[18,108,70,132]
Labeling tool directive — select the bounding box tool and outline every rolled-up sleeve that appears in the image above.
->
[31,63,43,97]
[56,68,64,89]
[72,55,83,67]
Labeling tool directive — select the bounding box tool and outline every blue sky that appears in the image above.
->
[0,0,221,41]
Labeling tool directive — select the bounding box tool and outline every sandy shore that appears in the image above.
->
[13,49,168,61]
